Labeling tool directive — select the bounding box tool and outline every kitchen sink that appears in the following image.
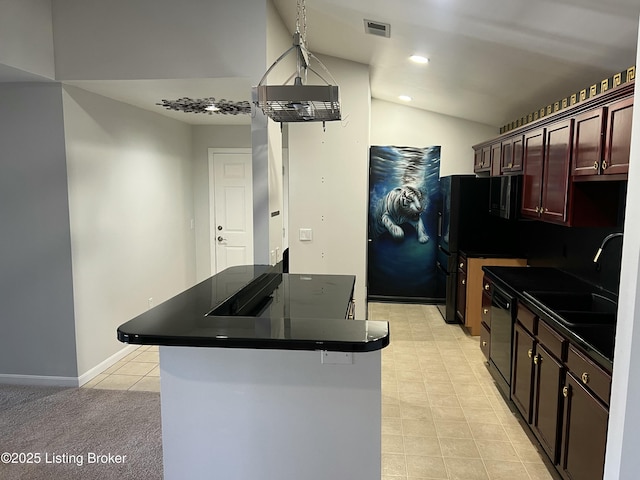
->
[524,291,617,327]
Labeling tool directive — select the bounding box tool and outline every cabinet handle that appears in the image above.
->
[484,283,490,291]
[535,206,540,213]
[543,208,549,213]
[462,279,466,285]
[593,161,599,170]
[527,349,533,358]
[483,308,489,315]
[563,386,569,398]
[482,341,487,347]
[508,162,513,168]
[581,372,590,384]
[602,161,608,170]
[533,354,540,365]
[459,262,464,268]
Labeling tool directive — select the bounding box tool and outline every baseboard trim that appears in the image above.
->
[0,344,139,388]
[0,374,79,388]
[77,344,139,386]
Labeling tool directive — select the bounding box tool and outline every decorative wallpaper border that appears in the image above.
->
[499,66,635,134]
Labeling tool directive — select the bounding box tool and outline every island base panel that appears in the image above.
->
[159,346,382,480]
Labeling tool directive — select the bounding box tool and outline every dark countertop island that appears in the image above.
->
[118,265,389,480]
[483,266,616,370]
[117,264,389,352]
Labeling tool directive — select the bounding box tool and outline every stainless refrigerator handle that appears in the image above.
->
[437,212,442,237]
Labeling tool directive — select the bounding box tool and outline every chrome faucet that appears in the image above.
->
[593,232,624,263]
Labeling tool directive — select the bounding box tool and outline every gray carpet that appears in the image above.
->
[0,385,162,480]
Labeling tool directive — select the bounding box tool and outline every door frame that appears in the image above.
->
[208,148,253,275]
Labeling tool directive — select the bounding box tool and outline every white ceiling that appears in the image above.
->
[62,78,255,126]
[3,0,639,128]
[273,0,640,127]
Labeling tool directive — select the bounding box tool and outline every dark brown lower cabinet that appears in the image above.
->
[559,373,609,480]
[532,344,564,464]
[511,322,535,423]
[456,269,467,322]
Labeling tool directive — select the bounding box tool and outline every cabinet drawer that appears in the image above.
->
[567,345,611,406]
[517,304,537,335]
[480,321,490,361]
[481,292,492,328]
[537,320,566,361]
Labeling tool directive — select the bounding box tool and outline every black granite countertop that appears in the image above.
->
[483,266,616,371]
[117,265,389,352]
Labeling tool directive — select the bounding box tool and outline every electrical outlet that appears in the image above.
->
[321,351,353,364]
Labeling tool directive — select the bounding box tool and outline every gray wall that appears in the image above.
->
[0,83,78,378]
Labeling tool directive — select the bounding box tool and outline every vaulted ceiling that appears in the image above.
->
[2,0,638,128]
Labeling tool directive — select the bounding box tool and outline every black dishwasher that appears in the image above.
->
[489,284,516,397]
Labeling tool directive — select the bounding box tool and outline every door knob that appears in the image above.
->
[562,386,569,398]
[217,236,226,242]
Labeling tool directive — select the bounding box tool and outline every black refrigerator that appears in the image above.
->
[436,175,519,323]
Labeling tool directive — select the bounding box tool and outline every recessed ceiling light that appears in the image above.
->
[399,95,412,102]
[409,55,430,64]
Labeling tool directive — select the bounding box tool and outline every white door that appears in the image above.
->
[209,149,253,273]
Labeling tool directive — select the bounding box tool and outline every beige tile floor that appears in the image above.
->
[82,345,160,392]
[83,303,557,479]
[370,302,557,480]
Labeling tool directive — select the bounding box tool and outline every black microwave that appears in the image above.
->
[489,175,522,220]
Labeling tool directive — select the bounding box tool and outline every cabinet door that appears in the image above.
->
[491,142,502,176]
[560,373,608,480]
[604,96,633,175]
[511,135,524,172]
[501,139,513,174]
[541,120,573,224]
[572,108,605,177]
[511,322,535,423]
[474,148,483,172]
[456,270,467,323]
[521,128,545,218]
[532,343,564,464]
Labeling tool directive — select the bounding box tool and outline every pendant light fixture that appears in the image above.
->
[253,0,341,123]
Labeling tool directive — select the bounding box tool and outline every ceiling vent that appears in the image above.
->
[364,19,390,38]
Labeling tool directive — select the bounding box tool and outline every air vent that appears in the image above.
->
[364,19,390,38]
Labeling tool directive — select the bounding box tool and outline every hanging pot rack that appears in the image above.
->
[252,0,341,123]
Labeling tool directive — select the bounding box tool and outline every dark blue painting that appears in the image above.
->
[368,146,442,300]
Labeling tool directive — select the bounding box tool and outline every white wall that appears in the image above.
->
[371,99,498,176]
[62,85,196,377]
[288,56,370,316]
[192,125,252,281]
[0,0,55,79]
[603,18,640,478]
[51,0,267,81]
[0,83,77,381]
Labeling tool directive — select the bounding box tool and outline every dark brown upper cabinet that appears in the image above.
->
[572,107,606,177]
[521,128,546,219]
[604,95,633,176]
[474,145,491,173]
[541,119,573,224]
[572,95,633,179]
[501,134,524,174]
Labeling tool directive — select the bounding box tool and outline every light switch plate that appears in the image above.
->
[299,228,313,241]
